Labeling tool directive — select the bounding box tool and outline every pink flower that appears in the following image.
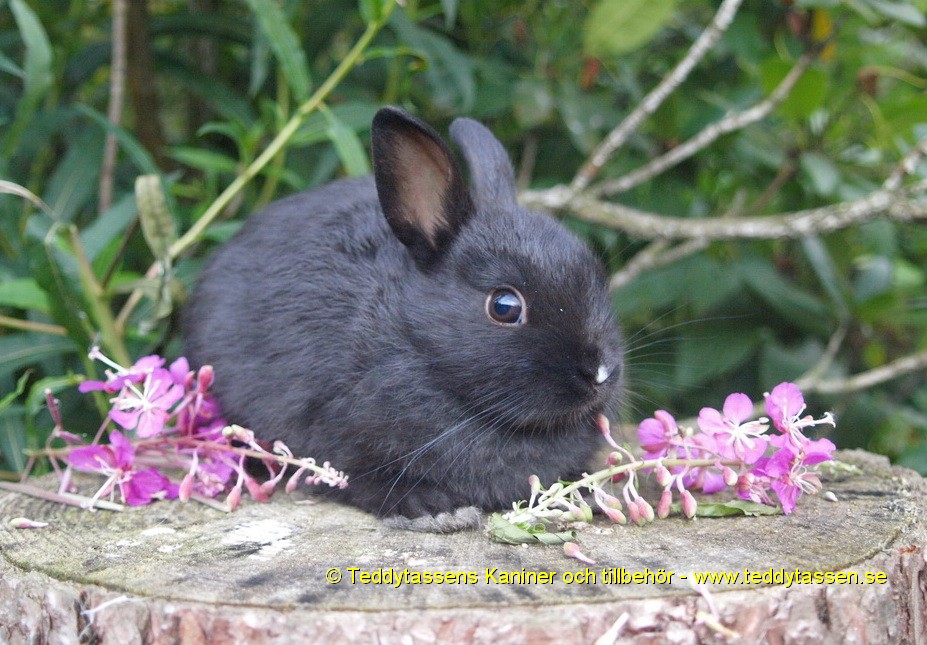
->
[109,368,184,438]
[637,410,680,458]
[680,433,727,494]
[78,353,165,394]
[753,447,824,514]
[67,430,176,506]
[764,382,835,447]
[697,393,769,464]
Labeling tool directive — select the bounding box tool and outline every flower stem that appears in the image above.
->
[0,480,125,512]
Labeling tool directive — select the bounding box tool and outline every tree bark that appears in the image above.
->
[0,450,924,644]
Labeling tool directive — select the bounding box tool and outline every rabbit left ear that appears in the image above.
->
[372,107,472,267]
[449,117,518,213]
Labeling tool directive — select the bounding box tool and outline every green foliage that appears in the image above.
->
[0,0,925,479]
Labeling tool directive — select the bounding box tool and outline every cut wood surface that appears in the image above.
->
[1,450,925,644]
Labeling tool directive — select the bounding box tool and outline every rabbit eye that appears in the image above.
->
[486,288,526,326]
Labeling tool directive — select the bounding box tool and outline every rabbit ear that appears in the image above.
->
[449,117,518,212]
[372,107,472,267]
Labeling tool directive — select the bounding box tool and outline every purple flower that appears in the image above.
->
[752,446,824,514]
[78,353,165,394]
[67,430,175,506]
[764,382,835,447]
[681,433,727,494]
[697,393,769,464]
[637,410,680,458]
[109,368,184,438]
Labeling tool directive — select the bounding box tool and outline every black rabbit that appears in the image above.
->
[184,107,624,528]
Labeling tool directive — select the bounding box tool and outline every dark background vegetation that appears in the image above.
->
[1,0,925,478]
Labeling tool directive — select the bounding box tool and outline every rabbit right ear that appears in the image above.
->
[372,107,472,267]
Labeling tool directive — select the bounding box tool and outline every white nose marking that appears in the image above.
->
[595,365,610,385]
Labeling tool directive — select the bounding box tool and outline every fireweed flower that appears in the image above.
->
[506,382,838,527]
[68,430,176,506]
[637,410,682,459]
[78,351,165,394]
[697,393,769,464]
[764,382,835,448]
[752,447,824,515]
[109,367,185,438]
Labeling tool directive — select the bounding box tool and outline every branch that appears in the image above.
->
[804,349,927,395]
[608,239,708,291]
[593,53,815,198]
[570,0,744,194]
[523,184,927,241]
[99,0,127,213]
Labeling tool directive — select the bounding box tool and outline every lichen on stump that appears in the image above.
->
[0,450,925,644]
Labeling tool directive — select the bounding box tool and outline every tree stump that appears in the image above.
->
[0,450,925,644]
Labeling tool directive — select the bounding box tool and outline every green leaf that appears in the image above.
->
[513,79,554,130]
[738,258,831,334]
[487,513,576,545]
[799,152,841,197]
[4,0,53,156]
[80,194,138,262]
[0,372,31,415]
[359,0,394,24]
[0,404,27,472]
[676,500,782,517]
[760,59,828,122]
[169,147,239,174]
[27,229,95,350]
[323,109,371,176]
[0,334,75,378]
[675,325,761,388]
[0,278,50,314]
[243,0,312,102]
[801,237,850,320]
[40,127,104,224]
[389,10,476,111]
[74,104,160,176]
[583,0,679,58]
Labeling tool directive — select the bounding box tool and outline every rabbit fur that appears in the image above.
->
[184,107,624,527]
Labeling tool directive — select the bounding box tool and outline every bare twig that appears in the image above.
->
[593,53,816,198]
[795,324,849,390]
[0,314,66,336]
[608,239,708,291]
[570,0,744,194]
[99,0,127,212]
[804,349,927,395]
[0,481,125,512]
[883,133,927,191]
[523,185,926,241]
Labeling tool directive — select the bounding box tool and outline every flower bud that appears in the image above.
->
[601,505,627,524]
[637,498,654,523]
[178,473,195,502]
[226,485,242,511]
[564,541,596,565]
[657,489,673,518]
[737,473,754,494]
[681,490,698,518]
[244,475,270,502]
[722,467,738,487]
[197,365,214,391]
[10,517,48,529]
[655,464,672,487]
[528,474,541,497]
